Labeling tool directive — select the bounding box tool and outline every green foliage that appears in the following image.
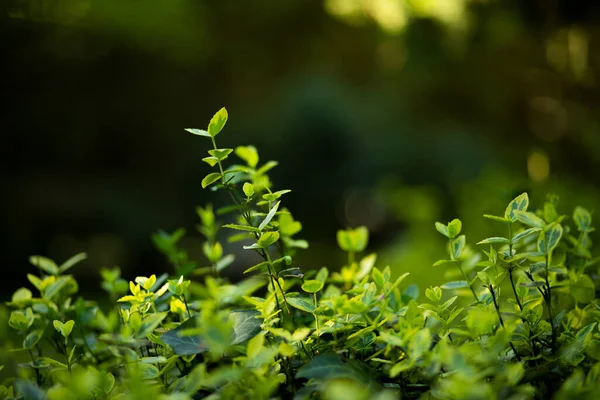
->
[3,108,600,399]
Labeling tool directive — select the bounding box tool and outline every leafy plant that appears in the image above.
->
[2,108,599,399]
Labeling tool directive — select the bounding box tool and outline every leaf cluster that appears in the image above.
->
[2,109,600,400]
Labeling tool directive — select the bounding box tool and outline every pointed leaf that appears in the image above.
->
[514,210,545,228]
[29,256,59,275]
[287,296,315,313]
[230,309,262,345]
[435,222,449,238]
[185,128,211,137]
[259,201,281,231]
[202,173,222,189]
[505,193,529,222]
[58,252,87,273]
[207,107,228,137]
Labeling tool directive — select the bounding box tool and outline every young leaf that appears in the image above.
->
[259,201,281,231]
[440,280,470,290]
[235,145,259,168]
[185,128,211,137]
[222,224,261,233]
[257,231,280,248]
[573,206,592,232]
[202,156,220,167]
[208,148,233,161]
[287,296,316,313]
[537,223,563,254]
[452,235,466,259]
[243,182,255,198]
[511,227,542,243]
[29,256,59,275]
[505,192,529,222]
[477,237,510,245]
[483,214,510,223]
[207,107,228,137]
[202,173,222,189]
[434,222,449,238]
[58,252,87,273]
[243,261,269,274]
[447,219,462,238]
[514,210,545,228]
[302,280,324,293]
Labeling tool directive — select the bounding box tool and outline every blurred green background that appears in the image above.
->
[2,0,600,296]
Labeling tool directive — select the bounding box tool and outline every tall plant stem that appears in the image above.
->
[489,284,521,361]
[508,267,523,311]
[544,254,557,350]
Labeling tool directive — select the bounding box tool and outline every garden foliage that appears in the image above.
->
[2,108,600,399]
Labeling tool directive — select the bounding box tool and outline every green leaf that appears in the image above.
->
[434,222,449,238]
[259,201,281,231]
[208,148,233,161]
[296,354,373,384]
[185,128,211,137]
[511,227,542,243]
[433,259,455,267]
[537,223,563,254]
[243,182,255,198]
[505,192,529,222]
[243,261,269,274]
[573,206,592,232]
[287,296,316,313]
[337,226,369,253]
[514,210,545,228]
[161,318,207,355]
[447,219,462,238]
[44,276,74,300]
[256,160,278,175]
[477,237,510,245]
[202,173,222,189]
[53,320,74,338]
[207,107,228,137]
[356,253,377,281]
[23,330,43,349]
[136,312,168,339]
[316,267,329,283]
[440,280,470,290]
[235,146,259,168]
[58,252,87,273]
[9,312,31,331]
[222,223,261,233]
[229,309,262,345]
[29,256,59,275]
[483,214,510,223]
[12,288,32,303]
[257,231,280,248]
[202,156,220,167]
[452,235,466,259]
[302,280,324,293]
[139,363,159,380]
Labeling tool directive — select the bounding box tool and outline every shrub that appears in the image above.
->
[2,108,600,399]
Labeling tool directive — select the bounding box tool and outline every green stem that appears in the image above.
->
[544,254,557,350]
[313,293,319,349]
[266,251,295,326]
[489,285,522,362]
[28,349,42,385]
[210,137,226,184]
[181,294,192,319]
[508,267,523,311]
[458,264,479,303]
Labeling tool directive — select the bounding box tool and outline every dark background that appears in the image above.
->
[2,0,600,296]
